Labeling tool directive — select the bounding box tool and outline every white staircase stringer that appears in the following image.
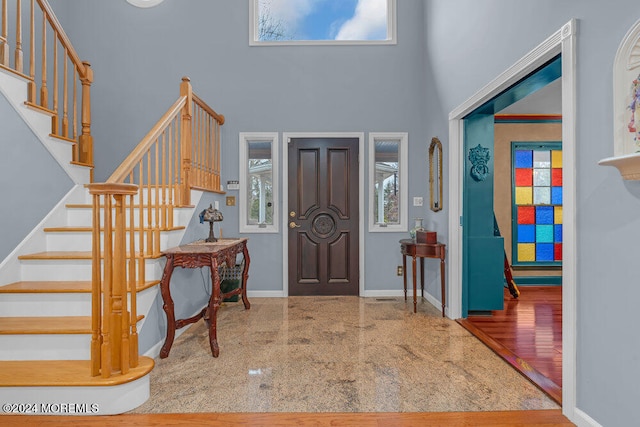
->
[1,377,150,415]
[0,68,90,184]
[0,185,89,287]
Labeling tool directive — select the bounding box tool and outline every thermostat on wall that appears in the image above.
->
[226,180,240,190]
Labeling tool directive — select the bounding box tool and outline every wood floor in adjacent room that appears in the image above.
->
[458,286,563,404]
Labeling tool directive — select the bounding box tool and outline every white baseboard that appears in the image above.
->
[571,407,604,427]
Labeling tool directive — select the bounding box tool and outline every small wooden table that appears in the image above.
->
[159,238,250,358]
[399,239,446,316]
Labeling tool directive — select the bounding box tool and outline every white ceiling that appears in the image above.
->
[497,78,562,115]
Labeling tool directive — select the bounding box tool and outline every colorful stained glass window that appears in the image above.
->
[512,143,562,266]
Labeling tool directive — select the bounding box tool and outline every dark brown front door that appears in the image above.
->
[288,137,359,296]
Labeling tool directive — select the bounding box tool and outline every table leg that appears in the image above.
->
[402,254,407,301]
[241,242,251,310]
[420,257,425,299]
[159,256,175,359]
[412,255,417,313]
[440,257,446,317]
[208,257,221,357]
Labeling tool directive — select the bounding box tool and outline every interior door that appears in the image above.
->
[288,137,359,296]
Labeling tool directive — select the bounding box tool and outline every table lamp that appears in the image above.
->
[199,203,223,242]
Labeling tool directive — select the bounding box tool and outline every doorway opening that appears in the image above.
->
[447,20,576,413]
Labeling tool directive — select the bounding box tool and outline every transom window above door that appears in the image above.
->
[249,0,397,45]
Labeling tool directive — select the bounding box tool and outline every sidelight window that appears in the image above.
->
[239,133,279,233]
[369,132,407,232]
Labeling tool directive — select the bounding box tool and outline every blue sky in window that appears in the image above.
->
[259,0,388,41]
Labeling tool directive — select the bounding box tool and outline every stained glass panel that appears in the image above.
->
[512,143,562,265]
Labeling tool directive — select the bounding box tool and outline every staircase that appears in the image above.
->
[0,64,203,414]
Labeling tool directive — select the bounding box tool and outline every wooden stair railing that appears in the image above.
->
[0,0,93,171]
[89,77,224,378]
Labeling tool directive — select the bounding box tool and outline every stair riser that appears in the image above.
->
[20,259,165,282]
[0,294,91,317]
[45,229,184,252]
[0,335,90,361]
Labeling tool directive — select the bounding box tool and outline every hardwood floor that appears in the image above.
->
[458,286,562,404]
[0,410,574,426]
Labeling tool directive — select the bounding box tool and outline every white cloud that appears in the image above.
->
[260,0,317,33]
[335,0,388,41]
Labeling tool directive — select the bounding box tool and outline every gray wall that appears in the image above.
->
[424,1,639,426]
[0,92,73,262]
[50,0,432,295]
[46,0,640,425]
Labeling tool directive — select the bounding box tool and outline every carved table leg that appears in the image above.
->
[208,256,221,357]
[402,253,407,301]
[241,242,251,310]
[412,255,417,313]
[440,256,446,317]
[159,255,175,359]
[420,257,425,299]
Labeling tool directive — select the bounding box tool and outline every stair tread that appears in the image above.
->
[43,225,185,232]
[19,251,93,260]
[0,280,159,293]
[0,358,154,387]
[18,251,162,260]
[0,316,91,334]
[66,203,195,209]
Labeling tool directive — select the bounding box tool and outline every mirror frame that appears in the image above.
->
[429,137,443,212]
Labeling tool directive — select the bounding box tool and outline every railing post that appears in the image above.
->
[14,0,23,73]
[180,76,193,206]
[88,183,138,378]
[0,0,8,66]
[79,61,94,168]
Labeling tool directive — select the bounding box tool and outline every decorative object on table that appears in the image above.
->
[469,143,491,182]
[429,137,443,212]
[409,217,425,240]
[199,203,223,242]
[416,229,437,244]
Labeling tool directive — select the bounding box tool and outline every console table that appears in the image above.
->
[399,239,446,316]
[159,238,250,358]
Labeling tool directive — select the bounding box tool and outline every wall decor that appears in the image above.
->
[599,18,640,179]
[429,137,443,211]
[469,144,490,182]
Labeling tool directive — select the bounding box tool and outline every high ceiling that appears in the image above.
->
[497,78,562,115]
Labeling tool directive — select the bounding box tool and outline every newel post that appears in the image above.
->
[179,76,193,206]
[78,61,94,169]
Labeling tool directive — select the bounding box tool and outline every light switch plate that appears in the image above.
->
[413,197,423,207]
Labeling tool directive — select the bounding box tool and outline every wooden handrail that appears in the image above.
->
[36,0,86,76]
[90,78,224,377]
[107,96,186,183]
[192,93,225,125]
[0,0,93,174]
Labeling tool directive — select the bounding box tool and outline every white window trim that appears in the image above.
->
[249,0,397,46]
[239,132,279,233]
[368,132,408,232]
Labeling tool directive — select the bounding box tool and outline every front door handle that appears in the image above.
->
[289,221,301,229]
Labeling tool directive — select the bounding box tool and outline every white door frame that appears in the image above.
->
[281,132,366,297]
[446,20,577,418]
